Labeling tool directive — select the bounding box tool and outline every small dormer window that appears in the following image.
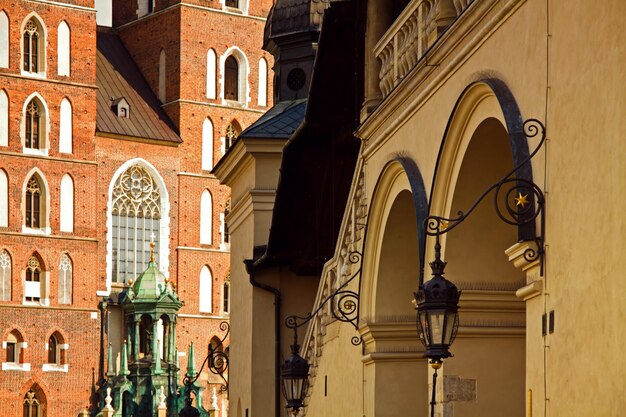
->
[111,98,130,118]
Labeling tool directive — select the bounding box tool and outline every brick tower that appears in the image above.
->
[0,0,272,415]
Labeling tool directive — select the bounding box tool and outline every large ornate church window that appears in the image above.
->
[111,165,161,283]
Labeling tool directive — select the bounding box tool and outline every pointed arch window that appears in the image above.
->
[111,165,161,283]
[0,90,7,146]
[0,169,7,227]
[23,389,42,417]
[258,58,268,106]
[58,254,72,305]
[25,99,42,150]
[224,56,239,101]
[23,18,43,74]
[59,175,74,232]
[0,250,10,301]
[207,49,217,99]
[47,334,57,364]
[25,255,41,303]
[223,276,230,315]
[199,266,212,313]
[57,21,70,76]
[200,190,213,245]
[0,11,8,69]
[225,122,239,152]
[202,118,214,171]
[25,176,41,228]
[59,99,72,153]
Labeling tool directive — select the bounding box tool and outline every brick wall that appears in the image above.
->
[0,0,272,414]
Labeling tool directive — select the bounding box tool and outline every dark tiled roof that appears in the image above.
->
[265,0,330,40]
[240,99,307,139]
[96,31,181,144]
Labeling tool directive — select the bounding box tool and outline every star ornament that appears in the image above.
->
[514,192,529,208]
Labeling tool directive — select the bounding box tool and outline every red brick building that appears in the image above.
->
[0,0,272,415]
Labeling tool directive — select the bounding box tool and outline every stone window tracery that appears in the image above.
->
[25,100,41,149]
[58,254,72,305]
[225,123,238,152]
[23,19,42,74]
[0,250,10,301]
[23,389,42,417]
[25,255,41,303]
[25,177,41,228]
[111,165,161,283]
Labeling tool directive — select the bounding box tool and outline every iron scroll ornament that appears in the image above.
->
[182,321,230,393]
[285,251,364,347]
[424,118,546,274]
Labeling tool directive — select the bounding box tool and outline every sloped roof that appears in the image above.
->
[96,31,181,144]
[264,0,330,42]
[239,99,307,139]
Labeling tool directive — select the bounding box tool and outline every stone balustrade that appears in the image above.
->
[374,0,474,98]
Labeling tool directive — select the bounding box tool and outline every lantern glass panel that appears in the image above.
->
[444,311,457,345]
[428,310,445,345]
[418,311,429,345]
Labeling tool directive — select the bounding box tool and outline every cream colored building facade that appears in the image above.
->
[217,0,626,416]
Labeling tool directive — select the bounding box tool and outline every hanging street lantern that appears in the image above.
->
[281,336,310,415]
[415,236,461,364]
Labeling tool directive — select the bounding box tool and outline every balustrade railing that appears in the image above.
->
[374,0,474,98]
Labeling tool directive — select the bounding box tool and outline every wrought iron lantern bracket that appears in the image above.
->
[182,321,230,402]
[423,118,547,276]
[285,251,364,347]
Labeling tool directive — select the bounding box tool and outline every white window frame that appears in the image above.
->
[220,47,250,107]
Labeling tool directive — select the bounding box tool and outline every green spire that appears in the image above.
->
[106,343,115,377]
[186,342,196,378]
[154,339,163,375]
[120,340,130,376]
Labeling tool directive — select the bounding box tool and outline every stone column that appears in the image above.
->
[361,0,391,120]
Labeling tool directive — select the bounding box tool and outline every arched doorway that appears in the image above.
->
[361,161,429,417]
[437,117,526,417]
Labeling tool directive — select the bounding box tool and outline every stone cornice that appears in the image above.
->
[358,0,525,158]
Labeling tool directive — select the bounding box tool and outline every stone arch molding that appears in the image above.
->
[360,158,428,323]
[104,158,171,294]
[427,79,534,263]
[219,46,250,106]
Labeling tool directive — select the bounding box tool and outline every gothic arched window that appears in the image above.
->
[58,254,72,304]
[225,122,239,152]
[25,255,41,303]
[23,388,42,417]
[111,165,161,283]
[23,18,43,74]
[25,176,41,228]
[25,99,42,149]
[47,334,57,364]
[0,250,11,301]
[224,56,239,101]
